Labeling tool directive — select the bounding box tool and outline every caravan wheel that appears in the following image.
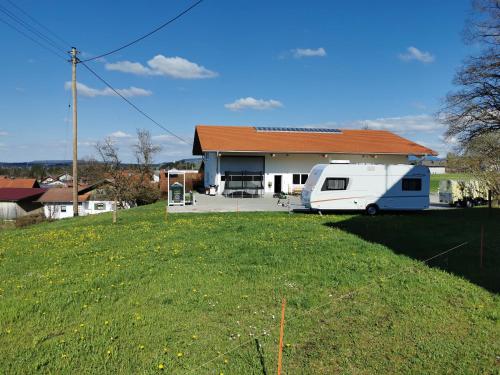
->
[366,204,379,216]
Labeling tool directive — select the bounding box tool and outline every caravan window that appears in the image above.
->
[402,178,422,191]
[322,178,349,191]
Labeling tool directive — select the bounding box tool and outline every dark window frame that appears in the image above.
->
[321,177,349,191]
[402,178,422,191]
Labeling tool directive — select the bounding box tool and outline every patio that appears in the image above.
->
[166,193,302,213]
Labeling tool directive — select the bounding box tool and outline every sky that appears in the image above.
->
[0,0,476,162]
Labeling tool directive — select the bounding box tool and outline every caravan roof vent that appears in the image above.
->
[330,160,350,164]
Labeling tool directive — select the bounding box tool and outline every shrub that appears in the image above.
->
[15,212,46,228]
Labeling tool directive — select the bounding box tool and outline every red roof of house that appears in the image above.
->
[192,125,437,156]
[0,188,46,202]
[37,188,91,203]
[0,177,39,188]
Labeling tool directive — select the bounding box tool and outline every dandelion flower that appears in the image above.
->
[158,363,165,370]
[107,350,112,355]
[139,345,145,350]
[224,358,229,364]
[177,352,183,358]
[191,335,198,340]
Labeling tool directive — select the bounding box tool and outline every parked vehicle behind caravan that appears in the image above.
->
[438,179,487,208]
[301,163,430,215]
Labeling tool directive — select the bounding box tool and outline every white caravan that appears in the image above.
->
[301,163,430,215]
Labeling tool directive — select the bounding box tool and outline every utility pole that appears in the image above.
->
[71,47,79,217]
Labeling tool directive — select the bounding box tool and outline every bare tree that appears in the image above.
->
[134,129,161,178]
[131,129,162,205]
[95,138,132,223]
[439,0,500,195]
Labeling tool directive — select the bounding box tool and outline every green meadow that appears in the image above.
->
[430,173,468,193]
[0,203,499,374]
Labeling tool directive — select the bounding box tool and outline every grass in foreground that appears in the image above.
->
[0,204,498,374]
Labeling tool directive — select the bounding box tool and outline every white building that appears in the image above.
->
[37,181,118,219]
[192,125,437,196]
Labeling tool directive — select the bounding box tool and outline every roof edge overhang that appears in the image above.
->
[199,150,437,156]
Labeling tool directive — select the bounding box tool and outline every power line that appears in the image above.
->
[0,15,68,61]
[5,0,72,48]
[0,3,67,54]
[80,0,204,63]
[79,60,192,145]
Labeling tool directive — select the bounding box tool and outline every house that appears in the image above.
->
[40,174,73,188]
[0,188,46,219]
[0,176,40,188]
[422,159,447,174]
[192,125,437,196]
[37,180,117,219]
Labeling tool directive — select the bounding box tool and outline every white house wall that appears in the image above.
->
[204,152,409,194]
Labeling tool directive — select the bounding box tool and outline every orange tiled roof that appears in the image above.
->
[0,177,39,188]
[192,125,437,156]
[37,188,91,203]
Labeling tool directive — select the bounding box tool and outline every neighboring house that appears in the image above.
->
[422,160,447,174]
[37,181,117,219]
[40,174,73,188]
[192,125,437,195]
[0,188,46,219]
[0,176,40,188]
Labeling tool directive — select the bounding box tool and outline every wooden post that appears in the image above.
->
[112,196,117,224]
[277,298,286,375]
[480,224,484,268]
[71,47,79,217]
[488,189,492,212]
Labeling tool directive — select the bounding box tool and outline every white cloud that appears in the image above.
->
[0,131,8,136]
[109,131,132,138]
[398,46,435,63]
[64,82,152,98]
[301,114,448,156]
[225,97,283,111]
[347,114,444,133]
[105,54,218,79]
[292,47,327,58]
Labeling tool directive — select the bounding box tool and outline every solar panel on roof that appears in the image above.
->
[254,126,341,133]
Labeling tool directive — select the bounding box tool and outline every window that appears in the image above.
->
[402,178,422,191]
[94,203,105,210]
[321,178,349,191]
[60,206,66,212]
[293,173,309,185]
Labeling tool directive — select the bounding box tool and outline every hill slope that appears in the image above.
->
[0,204,498,374]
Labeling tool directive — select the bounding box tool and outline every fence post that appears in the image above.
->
[480,224,484,269]
[277,298,286,375]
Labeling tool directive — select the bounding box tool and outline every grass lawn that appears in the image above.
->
[430,173,468,193]
[0,204,499,374]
